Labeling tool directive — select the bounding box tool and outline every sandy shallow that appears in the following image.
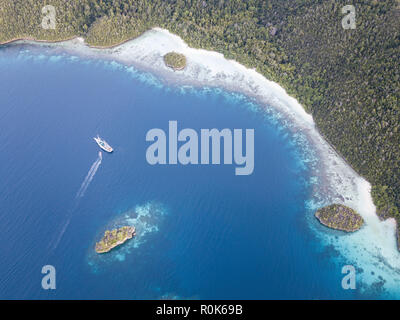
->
[6,28,400,297]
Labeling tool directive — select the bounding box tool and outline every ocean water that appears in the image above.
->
[0,45,379,299]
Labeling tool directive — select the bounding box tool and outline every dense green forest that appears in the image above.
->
[0,0,399,239]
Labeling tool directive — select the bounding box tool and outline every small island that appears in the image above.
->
[95,226,136,253]
[315,204,364,232]
[163,52,187,71]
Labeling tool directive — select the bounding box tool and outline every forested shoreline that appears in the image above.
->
[0,0,399,239]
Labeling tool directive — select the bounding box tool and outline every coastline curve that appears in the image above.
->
[5,28,400,296]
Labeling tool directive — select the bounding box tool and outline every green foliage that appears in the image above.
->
[1,0,399,236]
[315,204,364,232]
[95,226,135,253]
[163,52,186,70]
[372,185,400,220]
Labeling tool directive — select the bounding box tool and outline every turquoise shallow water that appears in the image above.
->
[0,44,379,299]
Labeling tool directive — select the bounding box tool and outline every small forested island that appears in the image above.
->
[95,226,136,253]
[163,52,186,71]
[315,204,364,232]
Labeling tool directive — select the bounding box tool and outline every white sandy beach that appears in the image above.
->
[10,28,400,296]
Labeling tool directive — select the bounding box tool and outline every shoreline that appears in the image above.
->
[0,34,370,184]
[3,28,400,294]
[0,32,153,50]
[0,36,79,46]
[1,35,358,189]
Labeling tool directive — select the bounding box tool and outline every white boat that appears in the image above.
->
[94,135,113,153]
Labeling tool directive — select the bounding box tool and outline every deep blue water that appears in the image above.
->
[0,45,357,299]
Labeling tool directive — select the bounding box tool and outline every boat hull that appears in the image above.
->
[94,136,113,153]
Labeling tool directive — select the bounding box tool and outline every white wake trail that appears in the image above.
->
[52,152,103,250]
[52,218,71,250]
[76,151,102,198]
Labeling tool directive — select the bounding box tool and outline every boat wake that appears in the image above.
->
[33,29,400,296]
[76,151,102,198]
[52,218,71,251]
[52,152,103,250]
